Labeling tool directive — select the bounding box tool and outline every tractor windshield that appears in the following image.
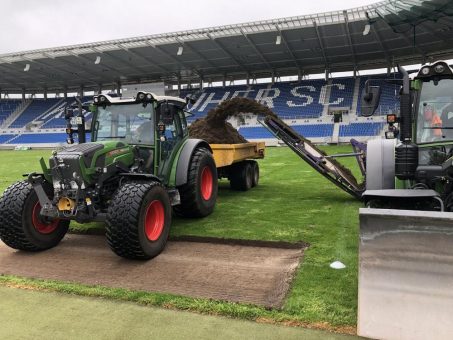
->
[94,103,155,145]
[416,79,453,144]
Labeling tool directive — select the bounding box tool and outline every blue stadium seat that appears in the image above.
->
[239,124,333,139]
[339,122,385,136]
[0,100,22,125]
[10,99,61,128]
[0,134,16,144]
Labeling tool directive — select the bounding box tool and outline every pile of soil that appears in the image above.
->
[188,97,278,144]
[188,97,361,188]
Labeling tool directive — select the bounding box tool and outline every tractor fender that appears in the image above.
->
[175,139,212,186]
[365,138,396,190]
[119,173,161,183]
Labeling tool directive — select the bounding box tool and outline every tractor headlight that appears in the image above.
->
[421,67,430,75]
[146,93,153,100]
[99,96,107,103]
[137,92,145,100]
[93,96,99,103]
[435,64,445,74]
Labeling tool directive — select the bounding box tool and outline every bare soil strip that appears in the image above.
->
[0,234,304,308]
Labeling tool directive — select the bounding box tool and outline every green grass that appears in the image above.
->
[0,145,362,330]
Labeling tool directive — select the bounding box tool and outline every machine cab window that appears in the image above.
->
[416,79,453,144]
[94,103,155,145]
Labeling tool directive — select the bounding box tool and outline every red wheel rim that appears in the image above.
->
[144,200,165,241]
[201,166,213,201]
[32,202,59,234]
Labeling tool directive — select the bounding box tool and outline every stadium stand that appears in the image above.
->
[339,122,386,137]
[357,75,400,116]
[9,98,61,128]
[12,133,67,144]
[0,75,393,144]
[239,124,334,140]
[0,134,15,144]
[328,78,355,109]
[0,99,21,125]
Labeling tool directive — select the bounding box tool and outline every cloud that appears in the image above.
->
[0,0,379,54]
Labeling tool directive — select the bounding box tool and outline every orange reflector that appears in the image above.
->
[387,114,397,124]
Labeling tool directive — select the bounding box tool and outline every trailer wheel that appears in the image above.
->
[230,161,253,191]
[0,180,69,251]
[106,181,171,260]
[174,147,218,218]
[249,161,259,187]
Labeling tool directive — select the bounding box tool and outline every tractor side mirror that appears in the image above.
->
[361,84,381,117]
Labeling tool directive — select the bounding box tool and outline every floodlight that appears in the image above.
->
[177,46,183,56]
[275,35,282,45]
[362,24,371,36]
[24,64,30,72]
[94,56,101,64]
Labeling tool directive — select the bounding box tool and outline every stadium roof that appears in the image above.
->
[0,0,453,93]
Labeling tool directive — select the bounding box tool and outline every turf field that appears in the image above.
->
[0,145,362,333]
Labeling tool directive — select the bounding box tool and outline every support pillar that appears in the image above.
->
[116,81,121,96]
[22,88,26,100]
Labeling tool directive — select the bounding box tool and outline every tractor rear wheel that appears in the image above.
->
[106,181,171,260]
[174,147,218,218]
[0,180,69,251]
[230,161,253,191]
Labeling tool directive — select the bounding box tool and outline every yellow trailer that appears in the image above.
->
[209,142,265,191]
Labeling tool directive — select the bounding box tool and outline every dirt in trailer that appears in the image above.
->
[188,97,278,144]
[0,234,305,308]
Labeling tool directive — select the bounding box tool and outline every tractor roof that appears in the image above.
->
[93,92,186,106]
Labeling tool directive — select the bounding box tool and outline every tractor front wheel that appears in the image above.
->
[106,181,171,260]
[0,180,69,251]
[174,147,218,218]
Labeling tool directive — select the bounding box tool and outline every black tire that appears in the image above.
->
[106,181,171,260]
[0,180,69,251]
[174,147,218,218]
[230,161,253,191]
[249,161,259,188]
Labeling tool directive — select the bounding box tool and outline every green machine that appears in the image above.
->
[0,92,218,259]
[362,61,453,211]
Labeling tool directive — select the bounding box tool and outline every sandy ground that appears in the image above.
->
[0,234,304,308]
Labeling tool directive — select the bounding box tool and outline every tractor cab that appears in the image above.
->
[89,92,189,179]
[412,63,453,166]
[361,61,453,210]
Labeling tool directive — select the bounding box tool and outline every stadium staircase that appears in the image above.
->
[36,98,65,128]
[350,78,361,115]
[322,80,332,116]
[0,99,32,129]
[331,123,340,143]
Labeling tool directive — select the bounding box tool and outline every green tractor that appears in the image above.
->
[362,61,453,211]
[0,92,218,259]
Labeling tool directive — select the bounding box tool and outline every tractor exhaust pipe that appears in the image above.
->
[395,65,418,180]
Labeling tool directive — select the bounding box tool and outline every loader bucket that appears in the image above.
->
[358,208,453,340]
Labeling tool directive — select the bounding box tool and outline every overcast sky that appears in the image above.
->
[0,0,379,54]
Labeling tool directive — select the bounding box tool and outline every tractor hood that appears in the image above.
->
[47,141,135,185]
